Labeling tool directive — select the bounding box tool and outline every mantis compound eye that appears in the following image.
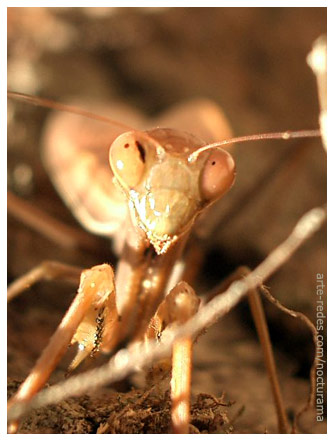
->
[199,149,236,202]
[109,132,147,189]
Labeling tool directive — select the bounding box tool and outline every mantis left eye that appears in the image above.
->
[109,132,146,189]
[199,149,236,202]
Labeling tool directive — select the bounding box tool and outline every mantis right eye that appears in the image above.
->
[199,149,236,202]
[109,133,146,189]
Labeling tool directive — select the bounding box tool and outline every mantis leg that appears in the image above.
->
[146,280,200,434]
[7,263,116,433]
[8,190,100,252]
[206,266,289,434]
[7,260,82,302]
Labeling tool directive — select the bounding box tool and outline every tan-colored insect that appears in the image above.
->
[7,85,324,434]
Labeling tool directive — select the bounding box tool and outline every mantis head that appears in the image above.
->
[109,128,235,254]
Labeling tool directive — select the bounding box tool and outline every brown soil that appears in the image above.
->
[8,380,234,434]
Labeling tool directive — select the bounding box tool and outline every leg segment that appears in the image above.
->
[7,260,82,302]
[171,337,193,434]
[8,263,116,433]
[206,266,289,434]
[247,283,289,433]
[146,281,200,434]
[8,190,100,252]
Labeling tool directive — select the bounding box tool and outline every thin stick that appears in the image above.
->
[7,205,326,422]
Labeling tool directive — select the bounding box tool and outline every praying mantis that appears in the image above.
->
[7,8,326,435]
[7,91,324,434]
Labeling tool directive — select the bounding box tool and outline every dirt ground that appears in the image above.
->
[7,7,326,434]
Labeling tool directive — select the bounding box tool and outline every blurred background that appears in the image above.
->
[7,7,326,434]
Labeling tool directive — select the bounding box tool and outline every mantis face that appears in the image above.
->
[109,128,236,253]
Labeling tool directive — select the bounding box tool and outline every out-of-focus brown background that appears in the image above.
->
[8,7,326,434]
